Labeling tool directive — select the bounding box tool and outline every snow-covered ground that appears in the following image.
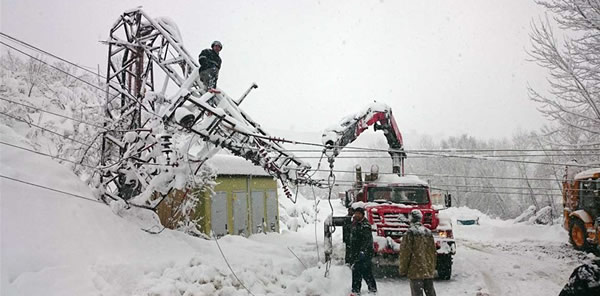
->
[1,125,595,296]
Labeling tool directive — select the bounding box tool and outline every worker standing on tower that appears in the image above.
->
[198,40,222,92]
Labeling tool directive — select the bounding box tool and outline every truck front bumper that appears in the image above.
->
[436,239,456,255]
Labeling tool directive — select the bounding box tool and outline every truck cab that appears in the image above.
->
[563,167,600,251]
[341,167,456,279]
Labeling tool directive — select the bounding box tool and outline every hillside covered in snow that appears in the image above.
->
[1,121,592,295]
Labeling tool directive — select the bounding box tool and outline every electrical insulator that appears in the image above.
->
[159,134,174,164]
[282,184,292,199]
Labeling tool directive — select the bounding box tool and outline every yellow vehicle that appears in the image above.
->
[563,168,600,251]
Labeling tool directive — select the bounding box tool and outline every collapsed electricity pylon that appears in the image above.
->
[99,8,318,209]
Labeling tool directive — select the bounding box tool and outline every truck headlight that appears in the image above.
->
[437,229,453,238]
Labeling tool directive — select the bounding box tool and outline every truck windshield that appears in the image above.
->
[580,179,600,211]
[367,186,429,204]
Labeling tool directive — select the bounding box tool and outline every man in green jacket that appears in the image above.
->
[349,206,377,295]
[399,209,437,296]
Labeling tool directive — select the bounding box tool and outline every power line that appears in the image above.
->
[275,147,600,153]
[407,150,594,168]
[329,183,565,196]
[0,96,107,130]
[3,101,583,185]
[0,96,131,132]
[330,179,565,191]
[0,40,108,94]
[290,167,570,183]
[6,136,572,202]
[0,32,104,78]
[0,41,159,119]
[0,110,100,148]
[409,148,600,153]
[0,174,103,204]
[0,34,173,120]
[293,153,600,159]
[407,172,560,182]
[431,187,564,197]
[240,136,597,168]
[2,33,598,157]
[0,141,97,169]
[430,183,562,191]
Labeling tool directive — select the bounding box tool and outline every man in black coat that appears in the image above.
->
[559,258,600,296]
[349,206,377,295]
[343,207,355,265]
[198,41,222,90]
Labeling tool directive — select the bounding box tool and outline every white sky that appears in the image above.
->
[1,0,553,140]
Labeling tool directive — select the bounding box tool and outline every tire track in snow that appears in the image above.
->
[459,238,571,295]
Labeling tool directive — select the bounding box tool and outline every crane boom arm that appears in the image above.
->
[321,102,406,174]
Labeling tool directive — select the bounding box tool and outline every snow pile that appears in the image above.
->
[1,127,200,295]
[1,124,349,295]
[441,206,568,243]
[278,187,346,232]
[514,205,537,223]
[529,206,554,225]
[513,205,555,225]
[0,123,582,296]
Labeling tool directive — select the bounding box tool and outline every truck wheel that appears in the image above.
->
[436,254,452,280]
[569,218,590,251]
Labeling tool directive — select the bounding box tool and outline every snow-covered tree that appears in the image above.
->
[529,0,600,166]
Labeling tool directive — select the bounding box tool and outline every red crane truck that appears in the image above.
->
[323,103,456,279]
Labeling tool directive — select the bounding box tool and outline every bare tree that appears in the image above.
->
[529,0,600,165]
[24,56,47,97]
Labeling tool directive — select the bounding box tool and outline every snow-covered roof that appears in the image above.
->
[376,174,429,186]
[205,154,270,177]
[574,168,600,180]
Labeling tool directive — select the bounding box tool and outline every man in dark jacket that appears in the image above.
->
[399,209,437,296]
[343,207,355,265]
[198,41,222,90]
[349,206,377,295]
[559,258,600,296]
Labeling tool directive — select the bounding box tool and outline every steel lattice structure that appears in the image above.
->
[100,9,317,208]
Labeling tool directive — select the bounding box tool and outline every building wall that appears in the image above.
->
[157,175,279,237]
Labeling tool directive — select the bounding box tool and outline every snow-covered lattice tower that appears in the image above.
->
[100,8,317,208]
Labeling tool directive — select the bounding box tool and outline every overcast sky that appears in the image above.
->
[1,0,553,141]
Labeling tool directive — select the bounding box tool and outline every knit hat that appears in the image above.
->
[409,209,423,223]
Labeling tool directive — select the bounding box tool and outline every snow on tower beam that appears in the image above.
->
[161,75,319,189]
[99,9,317,207]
